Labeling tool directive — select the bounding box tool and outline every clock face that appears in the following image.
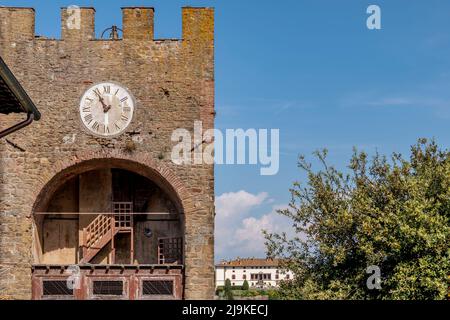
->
[79,82,135,137]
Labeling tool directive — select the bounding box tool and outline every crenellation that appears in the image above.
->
[0,6,214,43]
[122,7,154,40]
[182,7,214,45]
[0,7,35,42]
[61,7,95,41]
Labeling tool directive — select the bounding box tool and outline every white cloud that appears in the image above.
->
[233,204,293,255]
[215,190,268,218]
[215,190,293,261]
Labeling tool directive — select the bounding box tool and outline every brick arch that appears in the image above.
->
[31,150,193,214]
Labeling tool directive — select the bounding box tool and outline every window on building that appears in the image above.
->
[263,274,271,280]
[232,275,236,280]
[250,273,271,281]
[243,274,246,280]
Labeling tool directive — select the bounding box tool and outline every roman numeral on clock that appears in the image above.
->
[92,121,100,132]
[82,106,91,113]
[121,114,129,122]
[114,122,121,131]
[120,96,128,103]
[103,85,110,94]
[84,114,93,124]
[123,106,131,113]
[94,88,102,96]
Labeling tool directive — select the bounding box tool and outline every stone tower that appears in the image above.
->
[0,6,214,300]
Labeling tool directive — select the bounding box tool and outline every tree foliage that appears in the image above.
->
[224,278,234,300]
[242,280,250,291]
[265,139,449,300]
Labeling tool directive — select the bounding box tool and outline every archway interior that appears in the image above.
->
[33,168,184,266]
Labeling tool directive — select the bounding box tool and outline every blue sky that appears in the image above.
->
[3,0,450,261]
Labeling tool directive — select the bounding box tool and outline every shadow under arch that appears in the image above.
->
[32,157,188,215]
[31,156,191,268]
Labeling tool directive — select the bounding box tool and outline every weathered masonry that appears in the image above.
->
[0,6,215,300]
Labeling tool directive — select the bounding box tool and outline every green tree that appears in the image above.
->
[242,280,250,291]
[224,279,234,300]
[265,139,449,300]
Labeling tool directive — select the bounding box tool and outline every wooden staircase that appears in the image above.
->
[80,202,134,264]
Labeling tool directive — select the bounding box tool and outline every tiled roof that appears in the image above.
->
[216,258,283,267]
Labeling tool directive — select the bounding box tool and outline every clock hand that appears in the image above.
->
[94,90,109,112]
[105,112,109,127]
[102,95,113,113]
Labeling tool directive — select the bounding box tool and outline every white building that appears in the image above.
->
[215,258,294,289]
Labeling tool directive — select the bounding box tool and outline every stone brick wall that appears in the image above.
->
[0,6,214,299]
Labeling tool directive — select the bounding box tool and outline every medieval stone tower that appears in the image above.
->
[0,6,214,300]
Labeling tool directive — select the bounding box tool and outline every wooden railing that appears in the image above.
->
[81,202,134,264]
[78,203,182,265]
[83,215,114,250]
[32,265,184,300]
[81,214,116,263]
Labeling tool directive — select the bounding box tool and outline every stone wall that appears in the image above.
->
[0,6,215,299]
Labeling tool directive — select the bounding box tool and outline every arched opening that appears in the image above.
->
[31,159,186,300]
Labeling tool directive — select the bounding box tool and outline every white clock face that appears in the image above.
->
[79,82,135,137]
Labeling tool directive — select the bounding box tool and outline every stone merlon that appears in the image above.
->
[0,6,214,43]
